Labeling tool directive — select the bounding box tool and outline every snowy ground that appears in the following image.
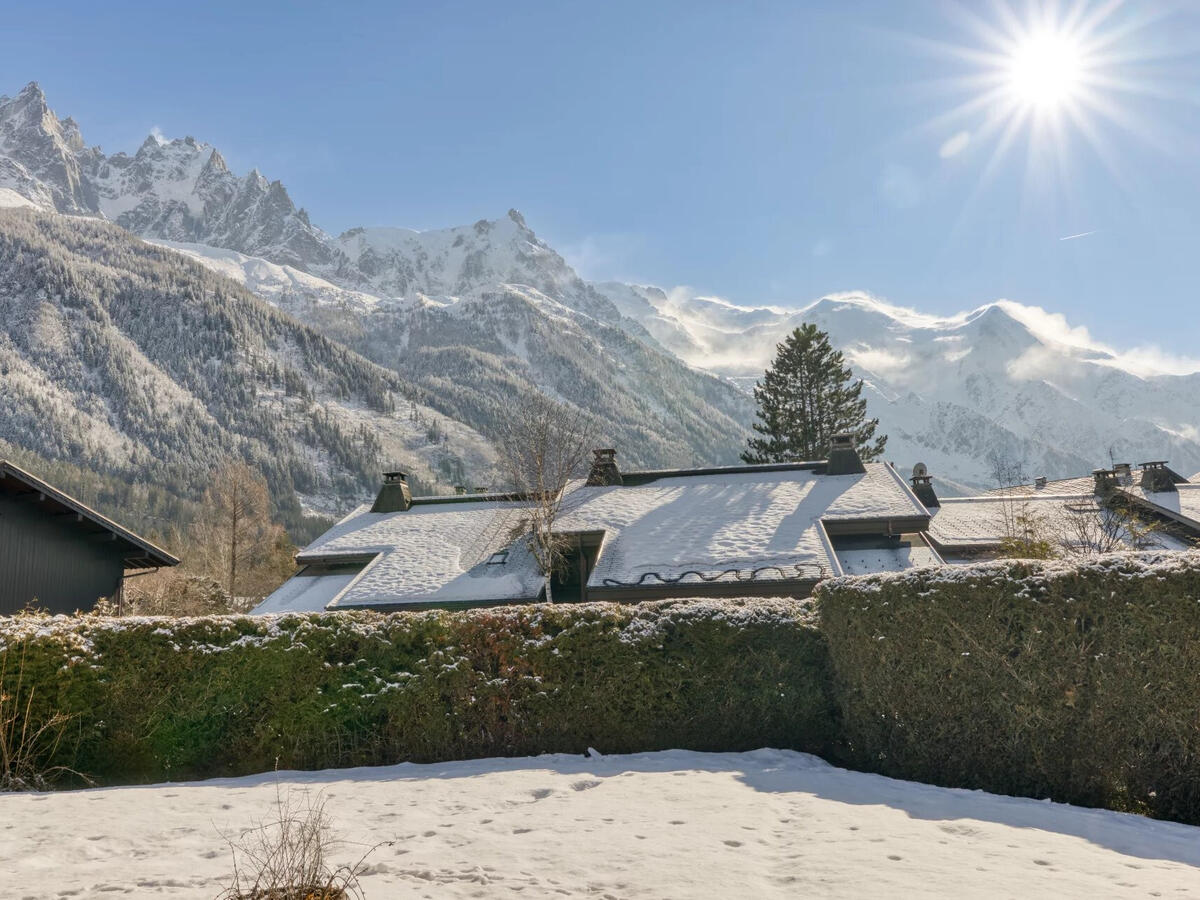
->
[4,749,1200,898]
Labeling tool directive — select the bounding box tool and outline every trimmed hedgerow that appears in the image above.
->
[817,551,1200,823]
[0,598,835,785]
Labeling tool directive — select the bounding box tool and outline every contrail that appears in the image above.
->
[1059,230,1097,241]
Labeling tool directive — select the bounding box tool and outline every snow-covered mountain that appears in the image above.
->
[0,82,754,471]
[596,286,1200,489]
[4,80,1195,494]
[0,208,497,537]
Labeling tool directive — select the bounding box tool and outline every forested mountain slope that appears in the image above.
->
[0,209,496,535]
[1,83,756,469]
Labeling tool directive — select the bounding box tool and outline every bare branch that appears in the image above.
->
[496,394,597,589]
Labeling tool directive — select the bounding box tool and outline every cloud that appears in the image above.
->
[879,164,922,209]
[994,300,1200,377]
[1059,230,1096,241]
[847,347,912,378]
[149,125,168,145]
[939,131,971,159]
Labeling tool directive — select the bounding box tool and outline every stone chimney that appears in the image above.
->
[1034,476,1048,489]
[1113,462,1132,481]
[586,448,623,486]
[826,433,866,476]
[1092,468,1117,496]
[371,471,412,513]
[1139,461,1178,494]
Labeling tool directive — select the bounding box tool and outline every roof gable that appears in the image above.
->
[0,461,179,569]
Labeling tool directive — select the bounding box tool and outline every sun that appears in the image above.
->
[908,0,1175,183]
[1005,29,1086,112]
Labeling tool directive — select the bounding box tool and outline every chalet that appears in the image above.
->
[0,460,179,615]
[255,436,939,613]
[918,462,1199,561]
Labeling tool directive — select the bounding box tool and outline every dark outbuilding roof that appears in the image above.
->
[0,460,180,569]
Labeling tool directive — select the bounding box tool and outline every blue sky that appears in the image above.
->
[4,0,1199,356]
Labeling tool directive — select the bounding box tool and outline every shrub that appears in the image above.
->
[0,598,834,785]
[219,780,385,900]
[816,551,1200,822]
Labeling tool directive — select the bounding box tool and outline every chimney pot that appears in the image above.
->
[1139,460,1178,493]
[586,447,623,486]
[372,470,412,512]
[825,433,866,476]
[1093,468,1117,496]
[910,472,939,508]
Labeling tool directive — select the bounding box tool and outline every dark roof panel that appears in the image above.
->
[0,461,180,569]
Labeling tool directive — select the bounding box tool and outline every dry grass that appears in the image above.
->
[0,648,85,791]
[219,776,391,900]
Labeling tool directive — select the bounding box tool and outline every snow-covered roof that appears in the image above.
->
[254,496,544,612]
[557,463,928,593]
[834,535,943,575]
[1120,483,1200,531]
[985,475,1099,497]
[928,492,1192,553]
[929,495,1087,549]
[256,461,930,611]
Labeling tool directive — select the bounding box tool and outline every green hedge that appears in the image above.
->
[816,552,1200,822]
[0,598,834,785]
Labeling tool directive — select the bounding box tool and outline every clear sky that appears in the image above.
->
[4,0,1199,356]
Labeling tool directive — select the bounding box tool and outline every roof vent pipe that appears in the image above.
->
[586,448,623,486]
[371,471,412,513]
[825,433,866,476]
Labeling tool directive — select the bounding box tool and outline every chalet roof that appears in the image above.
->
[256,461,930,612]
[558,463,929,594]
[0,460,179,569]
[257,495,544,611]
[1120,483,1200,532]
[927,492,1192,553]
[984,475,1099,497]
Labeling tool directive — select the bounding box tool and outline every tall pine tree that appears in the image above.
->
[742,323,887,463]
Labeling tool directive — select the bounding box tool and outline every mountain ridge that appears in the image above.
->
[4,81,1197,494]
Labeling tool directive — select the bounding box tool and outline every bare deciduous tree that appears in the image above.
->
[498,394,597,600]
[191,463,294,605]
[988,451,1056,560]
[1057,497,1162,557]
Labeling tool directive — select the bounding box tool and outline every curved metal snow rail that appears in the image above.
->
[599,562,830,588]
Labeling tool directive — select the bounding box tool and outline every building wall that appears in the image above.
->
[0,496,124,614]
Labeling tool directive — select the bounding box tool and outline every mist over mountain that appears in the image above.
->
[598,286,1200,489]
[4,79,1196,502]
